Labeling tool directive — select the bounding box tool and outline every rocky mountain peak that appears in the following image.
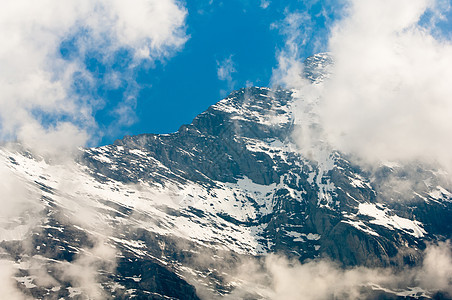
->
[0,53,450,299]
[303,52,334,83]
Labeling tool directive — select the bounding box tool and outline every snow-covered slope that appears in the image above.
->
[1,54,451,299]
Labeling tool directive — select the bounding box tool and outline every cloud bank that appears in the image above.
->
[0,0,188,297]
[275,0,452,172]
[266,2,452,297]
[322,0,452,169]
[219,242,452,300]
[0,0,188,155]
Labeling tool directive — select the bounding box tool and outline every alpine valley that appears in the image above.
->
[1,54,451,299]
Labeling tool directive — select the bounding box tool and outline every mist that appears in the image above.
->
[219,242,451,300]
[264,1,452,298]
[0,0,188,297]
[275,0,452,173]
[0,0,187,155]
[1,0,451,298]
[179,241,451,300]
[322,0,452,170]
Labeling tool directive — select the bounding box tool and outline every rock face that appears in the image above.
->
[0,53,451,298]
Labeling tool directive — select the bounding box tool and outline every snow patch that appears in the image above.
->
[358,203,426,238]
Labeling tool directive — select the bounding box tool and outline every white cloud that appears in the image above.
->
[271,11,321,89]
[264,242,452,299]
[320,0,452,170]
[0,164,40,220]
[417,241,452,294]
[217,55,237,96]
[0,260,26,299]
[275,0,452,172]
[223,242,452,299]
[217,55,236,82]
[260,0,270,9]
[0,1,188,295]
[0,0,188,156]
[59,241,117,298]
[271,11,330,160]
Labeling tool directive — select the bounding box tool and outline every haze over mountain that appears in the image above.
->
[0,54,451,299]
[1,0,452,299]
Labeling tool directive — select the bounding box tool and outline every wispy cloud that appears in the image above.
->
[268,3,452,295]
[271,9,329,90]
[274,0,452,172]
[0,0,188,155]
[217,55,237,96]
[260,0,270,9]
[320,0,452,170]
[192,241,452,299]
[0,0,189,296]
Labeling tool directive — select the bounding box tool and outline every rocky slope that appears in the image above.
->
[0,54,451,299]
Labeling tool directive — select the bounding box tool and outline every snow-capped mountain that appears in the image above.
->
[1,54,451,299]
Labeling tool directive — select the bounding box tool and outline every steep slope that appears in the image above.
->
[0,54,451,298]
[85,84,451,265]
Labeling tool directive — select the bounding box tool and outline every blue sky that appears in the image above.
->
[88,0,343,145]
[2,0,451,151]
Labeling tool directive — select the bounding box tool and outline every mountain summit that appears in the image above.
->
[0,54,451,299]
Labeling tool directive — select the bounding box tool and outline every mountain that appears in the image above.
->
[0,53,451,299]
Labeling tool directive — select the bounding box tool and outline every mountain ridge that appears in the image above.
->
[0,53,451,298]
